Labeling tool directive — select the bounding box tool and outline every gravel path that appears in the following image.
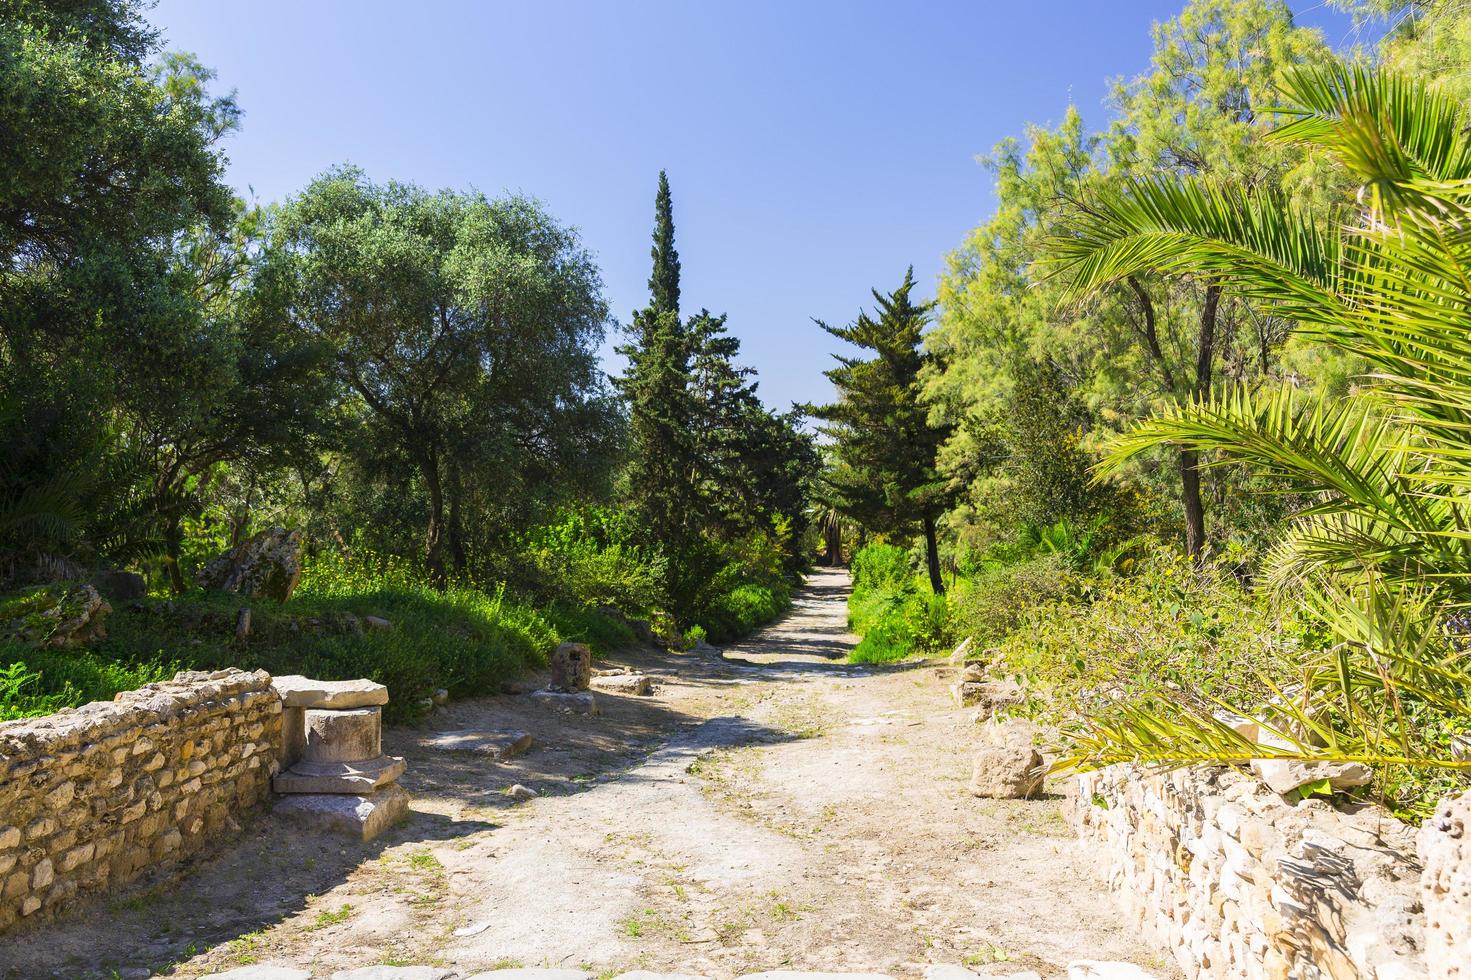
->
[3,569,1168,980]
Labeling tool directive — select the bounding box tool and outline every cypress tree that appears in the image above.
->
[649,170,681,318]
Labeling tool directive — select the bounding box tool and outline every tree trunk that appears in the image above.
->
[1181,283,1222,562]
[446,459,467,576]
[1179,449,1207,560]
[420,452,447,587]
[163,519,187,595]
[922,512,945,595]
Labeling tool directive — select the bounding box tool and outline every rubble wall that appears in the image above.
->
[1068,764,1432,978]
[0,668,281,931]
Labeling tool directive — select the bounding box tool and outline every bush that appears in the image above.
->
[697,581,790,643]
[994,551,1301,724]
[949,554,1077,649]
[850,542,912,598]
[519,507,667,616]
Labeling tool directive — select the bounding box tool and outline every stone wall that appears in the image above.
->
[0,668,281,931]
[1068,763,1429,979]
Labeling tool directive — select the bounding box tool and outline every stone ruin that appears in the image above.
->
[197,526,304,603]
[529,642,600,715]
[270,676,408,840]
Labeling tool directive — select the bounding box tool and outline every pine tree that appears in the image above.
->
[809,268,955,593]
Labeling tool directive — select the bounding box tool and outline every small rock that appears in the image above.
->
[948,636,974,665]
[923,967,982,980]
[453,920,493,937]
[959,662,986,684]
[508,784,538,801]
[1251,732,1372,796]
[432,688,449,706]
[363,615,392,631]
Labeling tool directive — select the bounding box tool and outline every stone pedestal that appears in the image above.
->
[270,676,407,841]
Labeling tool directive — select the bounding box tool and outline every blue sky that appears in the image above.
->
[150,0,1370,411]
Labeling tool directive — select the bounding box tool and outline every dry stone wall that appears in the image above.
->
[1068,763,1431,979]
[0,668,281,932]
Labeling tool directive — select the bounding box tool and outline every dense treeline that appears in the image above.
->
[818,0,1471,816]
[0,0,815,716]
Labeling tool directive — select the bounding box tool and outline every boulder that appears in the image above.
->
[1,584,112,648]
[197,526,303,603]
[1250,732,1372,797]
[549,641,593,692]
[90,569,146,602]
[1418,788,1471,978]
[969,720,1044,799]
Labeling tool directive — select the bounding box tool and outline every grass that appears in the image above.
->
[0,550,635,723]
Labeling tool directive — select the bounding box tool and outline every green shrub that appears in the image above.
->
[994,551,1301,723]
[698,581,790,643]
[850,542,912,598]
[949,554,1077,649]
[519,507,667,615]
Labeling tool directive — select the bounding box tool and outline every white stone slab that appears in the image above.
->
[272,675,388,709]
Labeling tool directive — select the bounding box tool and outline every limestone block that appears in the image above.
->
[952,678,1024,711]
[529,688,599,715]
[549,641,593,691]
[462,971,595,980]
[331,968,455,980]
[199,969,313,980]
[947,635,974,665]
[273,783,409,841]
[590,673,654,696]
[272,675,389,710]
[273,755,406,794]
[302,707,381,764]
[418,729,533,760]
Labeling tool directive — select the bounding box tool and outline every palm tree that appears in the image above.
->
[1045,64,1471,776]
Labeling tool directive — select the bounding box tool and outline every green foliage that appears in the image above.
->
[846,542,955,663]
[1047,64,1471,798]
[849,542,913,599]
[950,554,1078,649]
[697,581,790,645]
[520,508,667,615]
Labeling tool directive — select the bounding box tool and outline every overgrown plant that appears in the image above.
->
[1048,64,1471,790]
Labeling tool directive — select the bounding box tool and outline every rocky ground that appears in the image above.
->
[1,569,1170,980]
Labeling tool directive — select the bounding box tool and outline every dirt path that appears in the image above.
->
[4,569,1167,979]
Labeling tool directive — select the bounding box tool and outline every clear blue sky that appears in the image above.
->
[150,0,1367,411]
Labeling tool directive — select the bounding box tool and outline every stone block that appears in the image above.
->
[303,707,382,763]
[590,673,654,696]
[969,720,1043,799]
[1419,788,1471,979]
[273,784,409,841]
[199,969,313,980]
[529,688,599,715]
[418,729,533,760]
[272,675,389,709]
[331,969,454,980]
[273,755,406,795]
[549,641,593,691]
[463,971,594,980]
